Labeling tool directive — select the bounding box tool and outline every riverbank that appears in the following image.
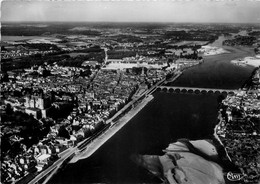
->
[70,95,154,163]
[213,112,232,162]
[214,128,231,159]
[214,67,260,183]
[164,71,183,85]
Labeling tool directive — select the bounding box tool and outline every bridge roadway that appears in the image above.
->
[157,86,237,94]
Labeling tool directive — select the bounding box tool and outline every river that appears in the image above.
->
[172,36,255,89]
[49,37,256,183]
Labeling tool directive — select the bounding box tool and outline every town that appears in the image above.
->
[216,67,260,184]
[1,21,260,184]
[1,45,204,183]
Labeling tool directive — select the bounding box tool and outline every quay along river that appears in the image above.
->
[49,37,256,183]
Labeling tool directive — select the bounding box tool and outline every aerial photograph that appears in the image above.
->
[0,0,259,184]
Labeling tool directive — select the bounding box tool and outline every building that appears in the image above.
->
[35,154,51,171]
[24,94,52,118]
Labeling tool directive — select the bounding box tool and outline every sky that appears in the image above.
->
[1,0,260,23]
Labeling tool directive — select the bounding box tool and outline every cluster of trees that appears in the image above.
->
[1,50,105,71]
[1,46,8,51]
[19,43,60,51]
[164,30,218,42]
[179,52,202,60]
[57,126,71,139]
[248,31,260,37]
[223,36,257,46]
[75,45,103,53]
[79,66,92,77]
[130,67,148,75]
[57,52,104,67]
[166,73,174,80]
[57,58,85,67]
[166,44,202,50]
[49,103,74,120]
[1,72,9,83]
[1,106,54,158]
[107,50,137,59]
[110,34,143,43]
[254,47,260,54]
[164,30,188,38]
[68,30,101,36]
[1,53,71,71]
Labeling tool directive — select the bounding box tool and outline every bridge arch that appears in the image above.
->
[208,90,214,94]
[228,91,235,95]
[181,89,187,93]
[169,88,174,93]
[175,88,180,93]
[214,91,221,95]
[195,89,200,94]
[162,88,168,92]
[221,91,228,96]
[188,89,194,93]
[201,90,207,94]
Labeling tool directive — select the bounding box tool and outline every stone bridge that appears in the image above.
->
[157,86,237,94]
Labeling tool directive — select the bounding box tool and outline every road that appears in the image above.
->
[27,147,76,184]
[70,95,154,162]
[28,94,154,184]
[70,76,167,161]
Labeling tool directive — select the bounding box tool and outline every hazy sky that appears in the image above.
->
[2,0,260,23]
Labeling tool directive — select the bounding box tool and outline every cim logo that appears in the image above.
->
[227,172,244,181]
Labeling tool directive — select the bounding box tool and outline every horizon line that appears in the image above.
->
[2,20,260,25]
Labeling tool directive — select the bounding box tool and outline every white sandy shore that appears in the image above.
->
[198,45,230,56]
[139,140,225,184]
[164,140,224,184]
[231,55,260,67]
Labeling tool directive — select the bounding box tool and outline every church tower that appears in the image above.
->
[104,48,108,64]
